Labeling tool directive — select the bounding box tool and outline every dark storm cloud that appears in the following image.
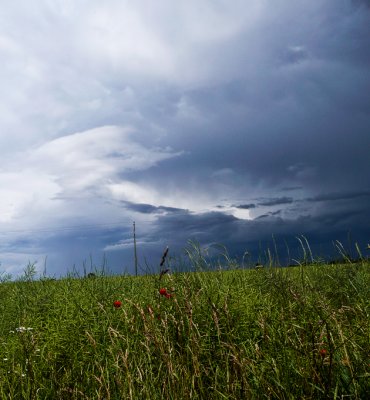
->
[65,0,370,271]
[304,190,370,203]
[121,200,186,214]
[140,1,370,200]
[352,0,370,9]
[233,204,256,209]
[1,224,131,278]
[150,211,238,243]
[281,186,303,192]
[258,197,294,207]
[256,210,282,219]
[137,193,370,267]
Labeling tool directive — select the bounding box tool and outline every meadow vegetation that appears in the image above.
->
[0,241,369,399]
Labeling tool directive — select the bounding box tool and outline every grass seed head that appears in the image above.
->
[160,246,169,267]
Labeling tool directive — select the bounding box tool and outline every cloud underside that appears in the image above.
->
[103,190,369,264]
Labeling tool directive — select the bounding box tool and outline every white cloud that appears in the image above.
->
[30,126,172,187]
[0,171,59,223]
[0,125,182,229]
[232,208,251,220]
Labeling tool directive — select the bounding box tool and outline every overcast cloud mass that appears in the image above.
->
[0,0,369,277]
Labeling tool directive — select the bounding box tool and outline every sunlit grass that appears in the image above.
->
[0,242,369,399]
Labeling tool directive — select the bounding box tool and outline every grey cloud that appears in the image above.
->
[121,200,186,214]
[2,184,369,276]
[271,210,282,216]
[281,186,303,192]
[136,197,370,267]
[281,46,309,65]
[352,0,370,10]
[258,197,294,207]
[304,190,370,203]
[233,204,256,209]
[255,214,269,220]
[152,212,238,240]
[255,210,282,219]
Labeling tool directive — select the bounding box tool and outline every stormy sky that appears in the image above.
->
[0,0,369,278]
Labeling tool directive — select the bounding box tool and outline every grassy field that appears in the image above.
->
[0,246,369,399]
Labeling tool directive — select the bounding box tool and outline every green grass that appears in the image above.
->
[0,253,369,399]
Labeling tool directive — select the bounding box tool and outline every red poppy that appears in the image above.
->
[113,300,122,308]
[159,288,167,296]
[319,348,327,357]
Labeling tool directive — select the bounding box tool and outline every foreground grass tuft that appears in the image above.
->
[0,259,369,399]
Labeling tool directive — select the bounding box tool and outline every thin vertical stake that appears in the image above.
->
[133,221,138,276]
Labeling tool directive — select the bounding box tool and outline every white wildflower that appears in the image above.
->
[15,327,33,333]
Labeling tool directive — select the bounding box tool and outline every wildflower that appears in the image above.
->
[113,300,122,308]
[159,287,174,298]
[319,348,327,357]
[15,327,33,333]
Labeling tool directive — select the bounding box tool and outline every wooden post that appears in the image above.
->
[133,221,138,276]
